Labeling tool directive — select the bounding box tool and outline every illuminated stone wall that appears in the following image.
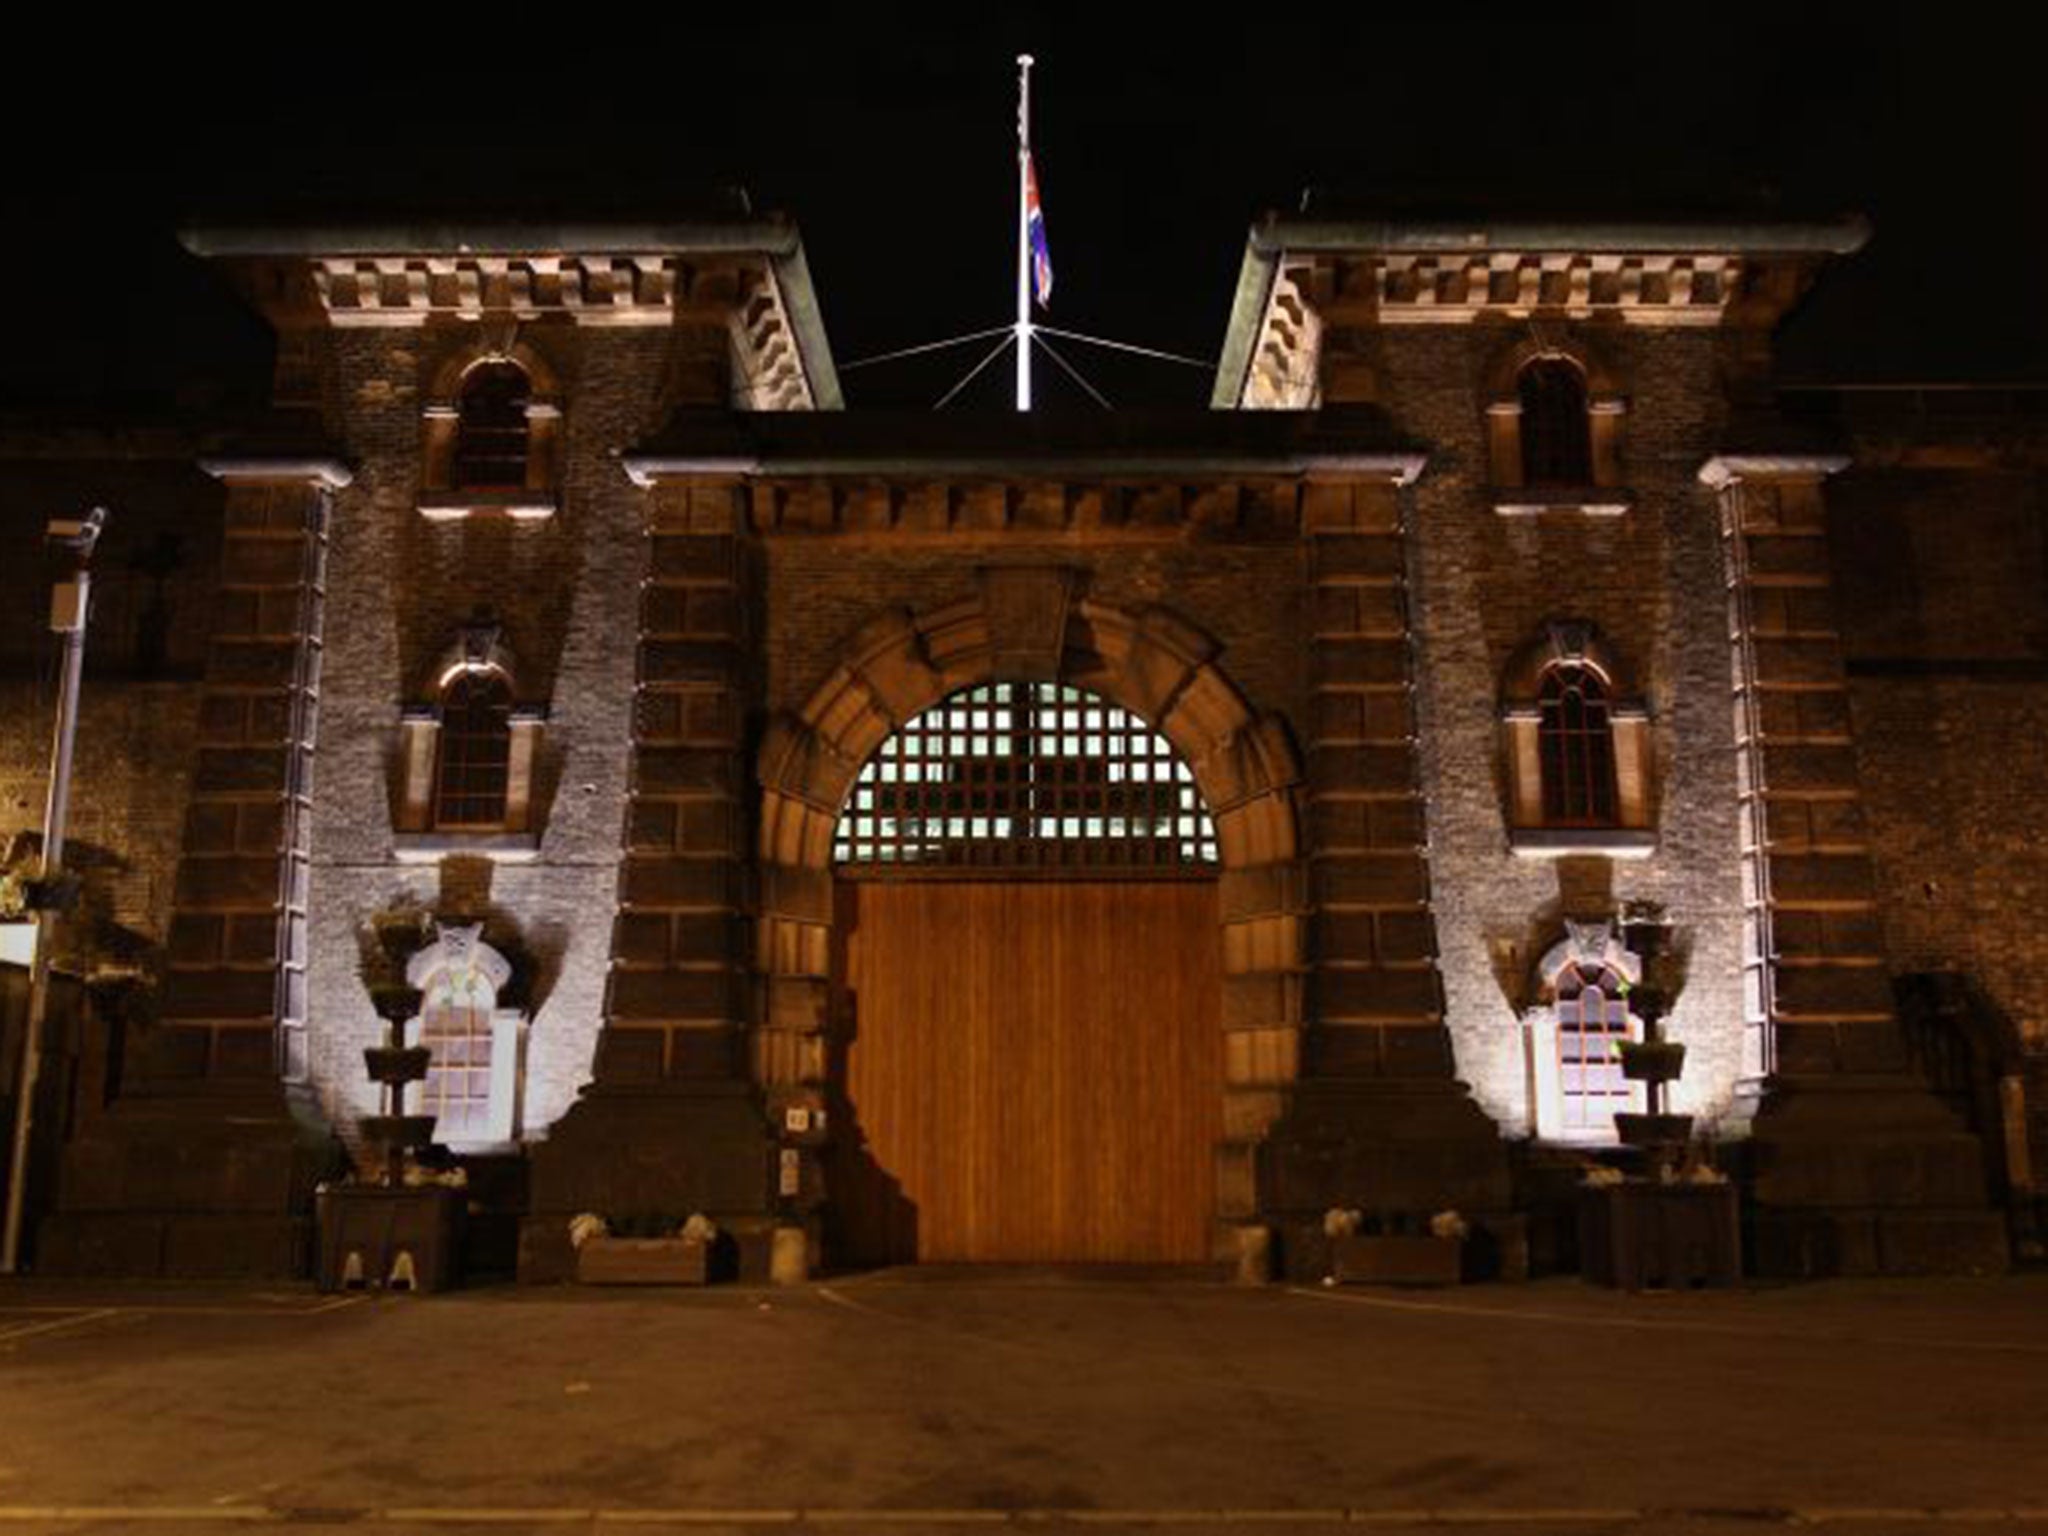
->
[1365,327,1750,1139]
[300,325,660,1145]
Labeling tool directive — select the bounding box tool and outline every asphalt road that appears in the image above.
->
[1,1270,2045,1536]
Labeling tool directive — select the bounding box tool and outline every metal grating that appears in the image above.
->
[833,682,1219,871]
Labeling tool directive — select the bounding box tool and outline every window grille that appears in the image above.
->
[452,361,532,492]
[1519,358,1593,486]
[435,672,513,828]
[833,682,1219,870]
[1555,962,1635,1133]
[1537,664,1619,825]
[417,986,496,1145]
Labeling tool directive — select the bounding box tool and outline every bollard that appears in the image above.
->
[1233,1223,1275,1286]
[769,1224,810,1285]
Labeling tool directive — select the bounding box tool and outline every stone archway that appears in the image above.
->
[754,568,1308,1260]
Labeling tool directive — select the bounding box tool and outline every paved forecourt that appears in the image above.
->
[1,1274,2046,1535]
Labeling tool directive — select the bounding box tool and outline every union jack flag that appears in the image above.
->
[1026,153,1053,308]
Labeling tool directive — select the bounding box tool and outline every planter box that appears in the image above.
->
[1613,1112,1694,1148]
[575,1236,711,1286]
[317,1185,464,1294]
[1617,1040,1687,1082]
[1331,1233,1462,1287]
[1579,1182,1741,1290]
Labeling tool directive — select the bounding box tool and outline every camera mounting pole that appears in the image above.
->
[3,506,107,1274]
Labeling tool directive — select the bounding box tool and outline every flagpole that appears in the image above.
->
[1015,52,1033,413]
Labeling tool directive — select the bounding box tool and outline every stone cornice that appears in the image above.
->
[199,456,354,489]
[1221,248,1753,410]
[181,222,842,412]
[1216,216,1870,409]
[1363,250,1744,325]
[306,254,684,327]
[1697,453,1852,488]
[647,474,1415,538]
[182,220,805,259]
[624,451,1424,487]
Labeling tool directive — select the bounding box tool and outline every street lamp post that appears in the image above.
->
[2,506,107,1275]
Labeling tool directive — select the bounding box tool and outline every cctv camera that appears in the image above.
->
[45,506,108,555]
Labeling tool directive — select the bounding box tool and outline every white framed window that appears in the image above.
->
[1524,920,1645,1144]
[403,923,526,1151]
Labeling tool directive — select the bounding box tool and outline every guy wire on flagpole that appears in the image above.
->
[846,54,1218,412]
[1034,326,1214,370]
[838,324,1016,372]
[936,334,1018,411]
[1032,332,1112,410]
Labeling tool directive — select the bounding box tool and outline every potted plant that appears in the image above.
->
[1324,1208,1467,1287]
[1577,908,1740,1289]
[571,1211,724,1285]
[315,910,467,1294]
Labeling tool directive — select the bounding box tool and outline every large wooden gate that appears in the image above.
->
[828,879,1222,1265]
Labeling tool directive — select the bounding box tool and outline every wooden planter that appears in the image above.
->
[1331,1232,1462,1287]
[575,1236,712,1286]
[1617,1040,1687,1083]
[1578,1182,1741,1290]
[317,1185,465,1294]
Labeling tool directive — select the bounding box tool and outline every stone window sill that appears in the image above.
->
[393,831,541,864]
[1509,829,1656,860]
[1492,486,1634,518]
[418,490,557,523]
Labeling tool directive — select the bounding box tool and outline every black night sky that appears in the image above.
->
[4,4,2040,418]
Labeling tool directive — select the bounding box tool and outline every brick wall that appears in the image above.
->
[0,682,200,956]
[1827,433,2048,1176]
[0,452,219,959]
[765,539,1310,730]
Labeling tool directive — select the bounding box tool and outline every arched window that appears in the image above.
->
[1524,921,1645,1142]
[1500,623,1653,854]
[404,923,524,1150]
[1537,663,1619,826]
[452,361,532,493]
[396,625,546,853]
[1518,358,1592,487]
[434,671,514,829]
[832,681,1219,870]
[1552,960,1636,1136]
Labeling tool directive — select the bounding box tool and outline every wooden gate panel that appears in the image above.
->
[832,880,1221,1263]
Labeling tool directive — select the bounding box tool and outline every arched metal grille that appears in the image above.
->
[833,682,1219,870]
[1518,358,1593,486]
[435,671,513,828]
[1537,664,1618,825]
[453,361,532,492]
[1554,962,1636,1133]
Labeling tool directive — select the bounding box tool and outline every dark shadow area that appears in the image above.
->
[822,878,920,1271]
